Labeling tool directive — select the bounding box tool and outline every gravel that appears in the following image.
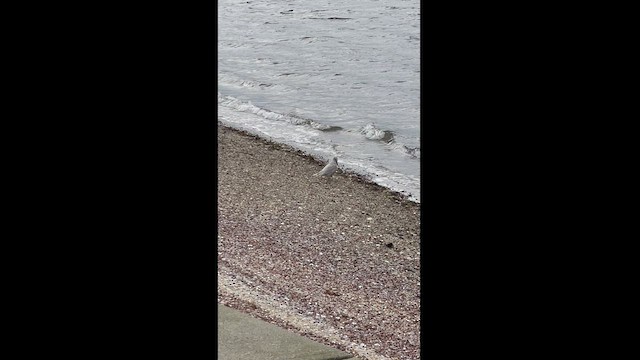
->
[217,124,421,360]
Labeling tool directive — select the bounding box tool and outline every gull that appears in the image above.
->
[314,157,338,177]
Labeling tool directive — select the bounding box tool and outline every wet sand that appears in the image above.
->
[217,123,421,360]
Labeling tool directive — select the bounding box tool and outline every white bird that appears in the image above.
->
[314,157,338,177]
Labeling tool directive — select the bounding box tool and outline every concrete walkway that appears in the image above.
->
[218,304,354,360]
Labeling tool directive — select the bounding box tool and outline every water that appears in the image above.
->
[218,0,421,202]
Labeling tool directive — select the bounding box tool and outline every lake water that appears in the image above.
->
[218,0,420,202]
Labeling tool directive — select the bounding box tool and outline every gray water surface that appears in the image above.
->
[218,0,420,202]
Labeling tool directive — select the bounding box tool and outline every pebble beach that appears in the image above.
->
[217,124,421,360]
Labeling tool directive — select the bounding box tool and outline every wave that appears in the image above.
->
[389,142,421,159]
[219,94,420,158]
[359,123,395,142]
[358,123,420,159]
[218,94,343,131]
[217,73,291,92]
